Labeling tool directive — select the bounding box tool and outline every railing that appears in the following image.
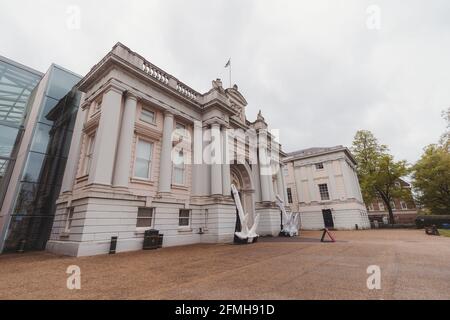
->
[142,62,169,85]
[112,42,200,102]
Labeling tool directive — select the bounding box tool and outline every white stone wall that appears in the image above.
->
[285,149,370,230]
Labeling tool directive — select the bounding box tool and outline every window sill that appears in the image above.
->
[178,227,192,233]
[171,184,188,191]
[130,177,154,185]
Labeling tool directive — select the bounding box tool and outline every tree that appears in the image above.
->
[352,130,410,224]
[412,144,450,215]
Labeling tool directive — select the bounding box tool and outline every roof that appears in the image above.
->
[285,145,357,165]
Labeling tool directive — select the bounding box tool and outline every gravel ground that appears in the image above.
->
[0,229,449,300]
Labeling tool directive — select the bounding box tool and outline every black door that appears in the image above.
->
[322,209,334,228]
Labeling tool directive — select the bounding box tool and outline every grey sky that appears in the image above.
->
[1,0,448,164]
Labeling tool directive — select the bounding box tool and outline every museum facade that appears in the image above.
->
[46,43,287,256]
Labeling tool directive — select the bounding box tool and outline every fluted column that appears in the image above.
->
[210,123,223,195]
[158,111,174,193]
[113,93,137,188]
[88,86,123,185]
[222,127,231,196]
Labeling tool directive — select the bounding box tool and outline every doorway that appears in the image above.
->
[322,209,334,228]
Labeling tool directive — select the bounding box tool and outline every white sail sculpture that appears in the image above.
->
[231,184,260,243]
[275,194,300,237]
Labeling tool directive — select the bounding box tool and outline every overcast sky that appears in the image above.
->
[1,0,448,164]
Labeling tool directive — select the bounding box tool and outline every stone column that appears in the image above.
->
[210,123,223,195]
[158,111,174,193]
[191,120,203,196]
[280,164,289,203]
[258,131,271,202]
[112,93,137,188]
[276,163,285,202]
[88,86,123,185]
[222,127,231,196]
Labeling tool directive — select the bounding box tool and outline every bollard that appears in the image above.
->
[109,236,118,254]
[17,239,26,253]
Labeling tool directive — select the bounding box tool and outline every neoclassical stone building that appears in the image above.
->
[46,43,287,256]
[283,146,370,230]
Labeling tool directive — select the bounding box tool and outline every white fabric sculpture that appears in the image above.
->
[231,184,260,243]
[275,194,299,237]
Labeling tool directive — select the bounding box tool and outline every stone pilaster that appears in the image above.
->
[88,85,124,186]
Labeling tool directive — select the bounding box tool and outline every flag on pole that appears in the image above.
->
[224,58,231,68]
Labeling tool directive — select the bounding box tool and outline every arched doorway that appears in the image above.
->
[230,163,255,226]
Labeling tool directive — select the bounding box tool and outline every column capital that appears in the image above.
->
[124,91,138,101]
[103,80,126,95]
[163,109,174,117]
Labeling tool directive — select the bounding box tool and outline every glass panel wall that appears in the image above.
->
[0,56,42,210]
[2,65,81,252]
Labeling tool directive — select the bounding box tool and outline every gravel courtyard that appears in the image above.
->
[1,229,449,300]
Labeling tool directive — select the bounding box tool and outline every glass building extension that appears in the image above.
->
[0,56,43,206]
[0,64,81,252]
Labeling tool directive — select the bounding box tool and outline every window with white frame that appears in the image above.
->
[84,133,96,175]
[179,209,191,227]
[315,162,324,170]
[318,184,330,200]
[136,207,154,228]
[287,188,293,204]
[64,207,75,232]
[400,201,408,210]
[378,202,385,211]
[134,139,153,179]
[140,107,155,124]
[367,204,374,211]
[172,149,185,185]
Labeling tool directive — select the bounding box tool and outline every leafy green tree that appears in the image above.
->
[352,130,410,224]
[412,144,450,215]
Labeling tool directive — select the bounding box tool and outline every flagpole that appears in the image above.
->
[229,60,232,88]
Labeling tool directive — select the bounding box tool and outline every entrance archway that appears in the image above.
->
[230,163,255,225]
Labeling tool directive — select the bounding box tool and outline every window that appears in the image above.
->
[378,202,385,211]
[367,204,374,211]
[287,188,293,204]
[390,201,396,210]
[136,207,154,228]
[84,133,96,175]
[318,184,330,201]
[315,163,324,170]
[140,107,155,124]
[395,181,401,188]
[172,149,185,185]
[179,209,191,227]
[64,207,75,232]
[134,139,153,179]
[283,166,289,177]
[400,201,408,210]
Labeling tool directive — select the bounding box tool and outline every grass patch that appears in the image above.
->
[438,229,450,237]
